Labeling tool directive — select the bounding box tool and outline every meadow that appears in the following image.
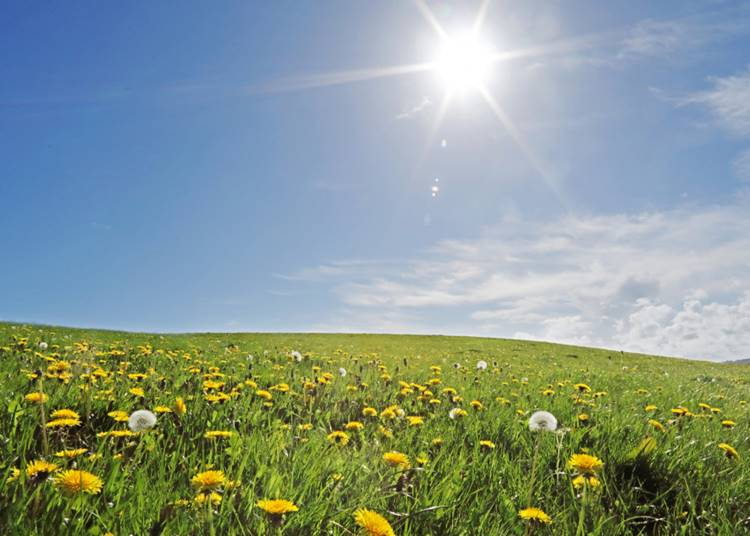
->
[0,321,748,535]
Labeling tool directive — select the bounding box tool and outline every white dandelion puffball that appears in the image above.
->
[476,360,488,370]
[291,351,303,363]
[339,367,347,377]
[453,362,461,369]
[128,410,157,432]
[528,411,558,432]
[38,342,48,351]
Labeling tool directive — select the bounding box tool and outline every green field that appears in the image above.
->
[1,322,748,535]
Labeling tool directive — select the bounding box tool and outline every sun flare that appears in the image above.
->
[435,32,494,93]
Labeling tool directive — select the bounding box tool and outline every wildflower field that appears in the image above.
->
[1,322,748,535]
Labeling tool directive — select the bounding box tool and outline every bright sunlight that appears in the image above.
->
[434,32,494,93]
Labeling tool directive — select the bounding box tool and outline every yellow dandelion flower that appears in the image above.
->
[97,430,137,439]
[671,407,688,417]
[108,410,129,422]
[577,414,590,423]
[574,383,591,393]
[256,499,299,516]
[479,440,496,450]
[718,443,739,460]
[174,397,187,415]
[191,470,225,490]
[7,467,21,484]
[644,404,657,412]
[54,448,88,459]
[54,470,103,495]
[50,409,80,420]
[194,491,222,506]
[406,415,424,426]
[327,431,350,445]
[346,421,365,431]
[721,420,736,428]
[46,418,81,428]
[24,392,48,404]
[26,460,59,479]
[379,406,397,419]
[256,390,273,401]
[431,438,443,447]
[129,387,145,397]
[154,405,173,413]
[205,392,231,404]
[648,419,665,432]
[271,383,290,392]
[204,430,234,439]
[470,400,484,410]
[225,479,241,490]
[378,426,393,439]
[202,379,224,391]
[572,475,601,490]
[354,508,395,536]
[362,407,378,417]
[518,507,552,524]
[568,453,604,475]
[449,408,468,419]
[382,451,410,469]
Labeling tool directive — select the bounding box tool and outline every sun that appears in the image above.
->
[434,32,494,93]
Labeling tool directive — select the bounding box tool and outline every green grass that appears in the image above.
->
[0,321,748,535]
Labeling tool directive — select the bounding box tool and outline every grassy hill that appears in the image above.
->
[0,322,748,535]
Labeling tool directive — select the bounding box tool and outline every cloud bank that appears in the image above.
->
[284,198,750,361]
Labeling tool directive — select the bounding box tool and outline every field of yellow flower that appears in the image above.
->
[1,322,748,535]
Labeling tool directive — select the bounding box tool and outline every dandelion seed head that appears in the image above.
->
[528,411,558,432]
[128,409,157,432]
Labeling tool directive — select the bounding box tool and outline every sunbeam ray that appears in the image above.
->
[488,28,620,65]
[249,61,436,94]
[415,0,448,40]
[473,0,493,34]
[479,86,569,209]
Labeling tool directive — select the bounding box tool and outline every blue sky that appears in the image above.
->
[2,1,750,360]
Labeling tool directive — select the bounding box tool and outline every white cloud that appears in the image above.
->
[681,68,750,184]
[620,19,690,58]
[620,11,750,60]
[284,199,750,361]
[682,68,750,136]
[613,293,750,361]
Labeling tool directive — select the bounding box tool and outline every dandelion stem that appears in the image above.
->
[526,432,542,506]
[576,483,587,536]
[554,432,564,485]
[37,376,49,457]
